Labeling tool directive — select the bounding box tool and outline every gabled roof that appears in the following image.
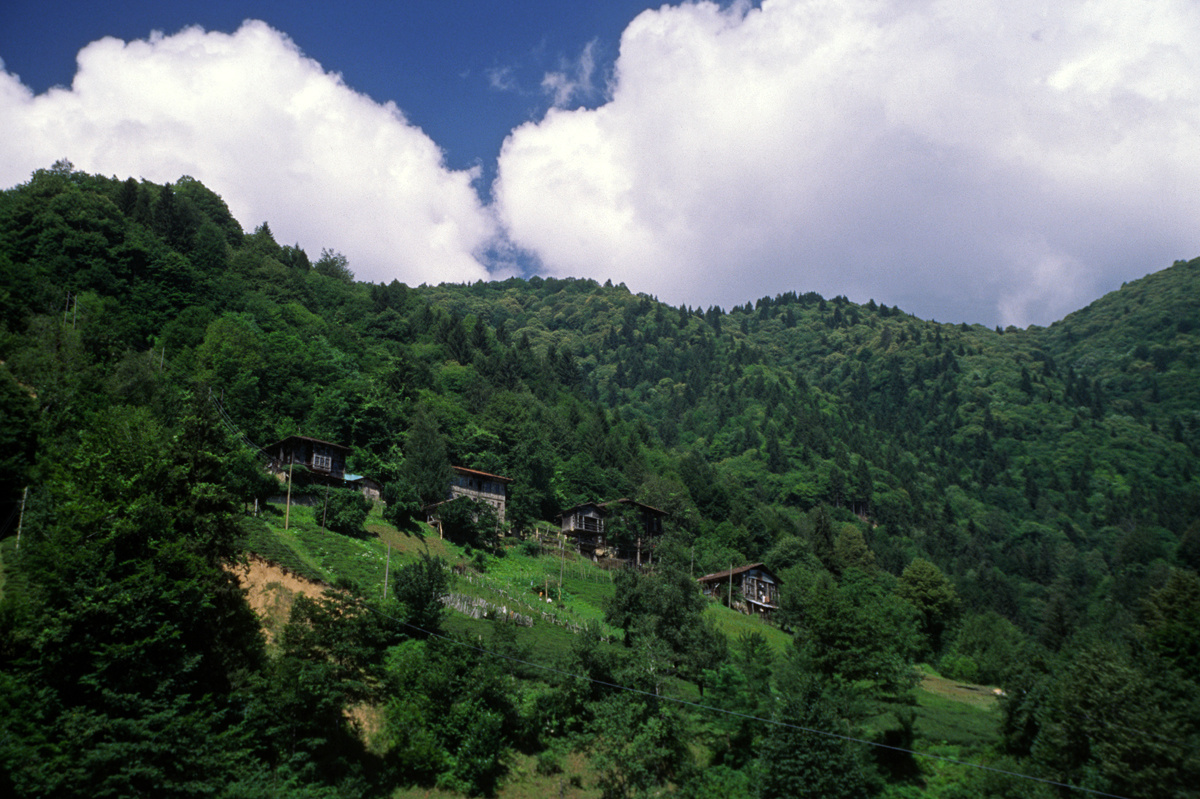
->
[602,497,667,516]
[452,465,513,483]
[265,435,351,452]
[558,500,605,518]
[558,497,667,518]
[697,562,777,584]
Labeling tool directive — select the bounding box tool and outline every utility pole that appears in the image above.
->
[15,487,27,553]
[383,544,391,601]
[559,532,566,603]
[64,292,76,328]
[285,460,294,530]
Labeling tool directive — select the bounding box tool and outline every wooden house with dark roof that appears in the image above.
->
[264,435,351,486]
[697,563,780,619]
[559,498,666,566]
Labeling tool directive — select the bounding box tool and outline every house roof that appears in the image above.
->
[697,562,777,584]
[603,497,667,516]
[265,435,351,453]
[557,501,604,518]
[452,465,513,483]
[558,497,667,518]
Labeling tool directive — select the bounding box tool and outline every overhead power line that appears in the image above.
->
[207,388,269,460]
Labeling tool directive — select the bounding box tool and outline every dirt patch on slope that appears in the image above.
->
[228,554,329,642]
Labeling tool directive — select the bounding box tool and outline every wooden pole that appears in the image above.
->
[285,461,294,530]
[15,486,27,553]
[322,484,330,528]
[383,544,391,601]
[559,533,566,603]
[728,562,733,609]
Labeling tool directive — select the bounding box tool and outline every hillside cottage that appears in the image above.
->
[264,436,380,502]
[698,563,780,620]
[345,473,382,501]
[425,466,513,537]
[265,435,350,485]
[559,498,666,566]
[448,466,512,524]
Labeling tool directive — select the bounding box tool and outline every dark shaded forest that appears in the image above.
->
[1,162,1199,797]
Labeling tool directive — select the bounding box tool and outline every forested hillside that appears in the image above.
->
[2,163,1198,797]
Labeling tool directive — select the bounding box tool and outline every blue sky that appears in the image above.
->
[2,1,1199,327]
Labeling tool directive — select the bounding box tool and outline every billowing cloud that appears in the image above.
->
[495,0,1200,326]
[0,21,496,287]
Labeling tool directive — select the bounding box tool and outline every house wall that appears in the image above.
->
[561,506,604,533]
[269,439,346,480]
[699,568,779,618]
[449,474,507,523]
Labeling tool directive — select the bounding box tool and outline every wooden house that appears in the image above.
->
[264,435,350,486]
[559,498,666,566]
[697,563,780,619]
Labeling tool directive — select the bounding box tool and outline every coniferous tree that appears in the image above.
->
[404,406,453,507]
[756,674,876,799]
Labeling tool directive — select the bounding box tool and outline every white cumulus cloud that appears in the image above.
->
[494,0,1200,326]
[0,21,496,287]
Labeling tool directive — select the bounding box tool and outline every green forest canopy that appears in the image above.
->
[2,163,1199,797]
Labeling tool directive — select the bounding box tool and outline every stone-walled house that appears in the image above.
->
[448,466,512,524]
[425,466,514,537]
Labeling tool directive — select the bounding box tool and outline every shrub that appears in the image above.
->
[437,496,500,549]
[382,480,422,529]
[321,488,371,536]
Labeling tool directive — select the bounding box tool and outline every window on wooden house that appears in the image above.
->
[313,453,332,471]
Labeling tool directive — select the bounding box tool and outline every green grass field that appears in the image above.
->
[703,601,793,658]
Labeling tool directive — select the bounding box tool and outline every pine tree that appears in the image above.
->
[756,676,875,799]
[404,406,453,506]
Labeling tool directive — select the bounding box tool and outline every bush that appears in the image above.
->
[940,652,980,683]
[382,480,422,529]
[437,496,500,549]
[536,748,562,776]
[392,554,449,636]
[321,488,371,536]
